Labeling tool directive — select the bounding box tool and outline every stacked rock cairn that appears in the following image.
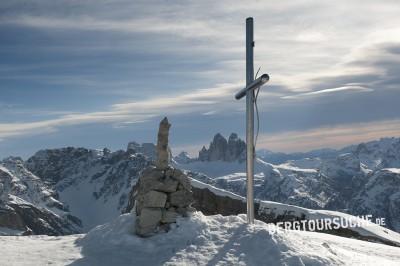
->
[135,117,194,237]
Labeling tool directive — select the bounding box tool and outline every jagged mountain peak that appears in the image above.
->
[126,141,156,160]
[350,137,400,170]
[198,133,245,162]
[228,132,239,141]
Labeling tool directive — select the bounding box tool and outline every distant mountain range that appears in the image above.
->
[1,134,399,236]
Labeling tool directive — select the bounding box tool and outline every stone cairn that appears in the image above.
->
[135,117,194,237]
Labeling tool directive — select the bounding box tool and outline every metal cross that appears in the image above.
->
[235,17,269,224]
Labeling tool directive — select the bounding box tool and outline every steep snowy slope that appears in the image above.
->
[350,168,400,231]
[0,157,81,235]
[26,147,151,231]
[1,212,400,266]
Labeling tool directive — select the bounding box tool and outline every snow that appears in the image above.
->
[306,209,400,245]
[384,168,400,174]
[1,212,400,266]
[254,199,400,247]
[276,163,318,174]
[0,165,13,176]
[0,235,83,265]
[58,172,125,231]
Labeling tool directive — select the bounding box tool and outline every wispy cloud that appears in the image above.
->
[281,85,373,99]
[0,15,228,40]
[0,82,241,139]
[202,110,217,116]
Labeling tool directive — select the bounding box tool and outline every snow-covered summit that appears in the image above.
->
[2,212,400,265]
[173,151,194,164]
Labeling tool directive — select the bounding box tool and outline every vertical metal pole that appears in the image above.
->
[246,17,255,224]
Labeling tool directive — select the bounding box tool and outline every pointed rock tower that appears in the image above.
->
[134,117,194,237]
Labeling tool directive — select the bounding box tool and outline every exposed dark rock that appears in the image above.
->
[198,133,245,162]
[0,202,81,236]
[0,158,81,235]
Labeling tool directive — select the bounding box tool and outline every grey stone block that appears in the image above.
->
[143,191,167,208]
[136,208,162,236]
[156,178,179,193]
[161,210,179,223]
[170,190,193,208]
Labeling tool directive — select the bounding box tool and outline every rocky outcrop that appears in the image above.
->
[226,133,247,161]
[198,133,246,162]
[0,202,81,236]
[134,117,194,237]
[191,186,247,216]
[0,158,81,235]
[351,137,400,170]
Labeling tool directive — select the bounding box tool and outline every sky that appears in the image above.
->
[0,0,400,158]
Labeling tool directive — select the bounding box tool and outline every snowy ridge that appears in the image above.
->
[191,179,400,247]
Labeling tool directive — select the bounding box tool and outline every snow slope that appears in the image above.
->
[1,212,400,266]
